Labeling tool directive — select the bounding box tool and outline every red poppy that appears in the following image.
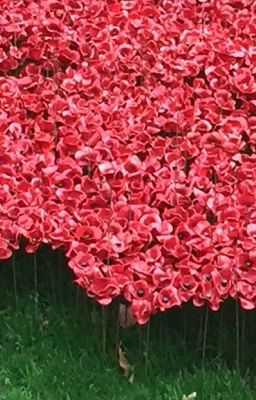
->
[130,299,153,325]
[0,239,12,259]
[177,274,199,302]
[87,277,120,305]
[154,286,181,312]
[123,280,154,302]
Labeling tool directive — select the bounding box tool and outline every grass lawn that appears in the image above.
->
[0,248,255,400]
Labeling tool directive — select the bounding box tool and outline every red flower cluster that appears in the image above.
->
[1,0,256,323]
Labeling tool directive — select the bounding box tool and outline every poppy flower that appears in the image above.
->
[154,286,181,312]
[123,279,154,302]
[0,239,12,259]
[130,299,153,325]
[178,274,199,301]
[87,277,121,305]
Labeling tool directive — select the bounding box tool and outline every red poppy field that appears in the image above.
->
[1,0,256,324]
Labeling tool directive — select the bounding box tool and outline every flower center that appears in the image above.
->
[162,295,169,303]
[183,282,191,289]
[137,288,145,297]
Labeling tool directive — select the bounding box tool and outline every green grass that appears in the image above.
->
[0,248,255,399]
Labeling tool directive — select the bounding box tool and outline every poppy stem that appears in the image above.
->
[75,286,80,320]
[241,310,245,372]
[138,323,143,355]
[159,312,164,351]
[48,252,56,303]
[33,252,38,293]
[91,300,96,326]
[12,254,17,308]
[218,306,224,359]
[83,291,88,322]
[183,306,188,356]
[144,319,150,378]
[115,300,120,355]
[201,307,208,373]
[102,306,107,356]
[235,300,240,372]
[33,252,38,318]
[197,308,203,352]
[58,251,63,302]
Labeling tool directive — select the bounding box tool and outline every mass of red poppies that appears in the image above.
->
[0,0,256,323]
